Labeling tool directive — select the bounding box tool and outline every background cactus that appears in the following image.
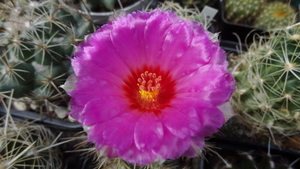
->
[253,1,296,29]
[67,0,143,12]
[0,123,64,169]
[224,0,265,24]
[0,102,66,169]
[230,24,300,144]
[0,0,95,117]
[212,149,296,169]
[173,0,217,10]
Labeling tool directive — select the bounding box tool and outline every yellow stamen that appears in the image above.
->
[139,89,160,102]
[137,71,161,102]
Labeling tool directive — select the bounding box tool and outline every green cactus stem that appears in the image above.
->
[225,0,265,24]
[0,0,95,114]
[253,2,296,29]
[230,25,300,141]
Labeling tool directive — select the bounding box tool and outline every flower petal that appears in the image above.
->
[170,96,225,138]
[74,25,131,78]
[107,11,151,69]
[160,21,215,74]
[160,107,191,139]
[119,144,157,166]
[143,10,184,66]
[152,126,190,160]
[134,112,164,151]
[80,96,128,126]
[102,113,137,151]
[176,64,235,106]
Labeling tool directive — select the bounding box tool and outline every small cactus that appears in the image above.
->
[253,1,296,29]
[68,0,136,12]
[0,0,95,115]
[0,117,63,168]
[0,124,63,169]
[78,0,117,12]
[0,97,73,169]
[230,25,300,141]
[213,149,296,169]
[174,0,216,10]
[225,0,265,24]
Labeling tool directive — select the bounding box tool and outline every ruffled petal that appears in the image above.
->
[152,126,190,160]
[68,98,84,121]
[134,112,164,151]
[170,96,225,138]
[79,96,128,126]
[107,11,151,69]
[119,144,157,165]
[160,21,215,75]
[160,107,191,139]
[182,136,205,157]
[144,10,181,66]
[68,76,123,107]
[73,25,131,78]
[176,64,235,106]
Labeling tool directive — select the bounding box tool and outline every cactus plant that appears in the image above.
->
[0,95,74,169]
[253,1,296,29]
[0,122,64,169]
[0,0,95,115]
[213,149,297,169]
[174,0,217,10]
[225,0,265,24]
[0,105,63,169]
[67,0,145,12]
[230,24,300,142]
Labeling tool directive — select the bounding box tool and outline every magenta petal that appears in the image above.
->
[153,126,190,160]
[101,113,138,151]
[143,10,181,66]
[68,98,84,121]
[71,58,124,85]
[119,144,157,165]
[71,76,122,105]
[65,9,236,165]
[160,21,212,73]
[88,122,107,148]
[80,96,128,126]
[183,136,205,157]
[134,112,164,150]
[74,27,131,78]
[161,107,190,139]
[107,12,151,69]
[170,96,225,138]
[176,64,235,106]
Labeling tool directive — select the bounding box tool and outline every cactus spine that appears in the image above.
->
[225,0,265,24]
[0,113,64,169]
[0,0,95,114]
[213,150,295,169]
[253,1,296,29]
[230,25,300,141]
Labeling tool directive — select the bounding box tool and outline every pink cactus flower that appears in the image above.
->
[63,10,236,165]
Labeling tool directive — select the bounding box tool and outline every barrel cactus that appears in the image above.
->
[225,0,265,24]
[0,0,95,113]
[230,24,300,140]
[253,1,296,29]
[0,117,63,168]
[213,150,295,169]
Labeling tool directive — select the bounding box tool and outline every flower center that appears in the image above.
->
[138,71,161,102]
[123,65,176,113]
